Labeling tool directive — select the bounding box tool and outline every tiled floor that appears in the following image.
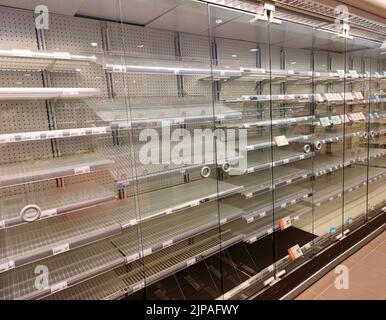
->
[296,231,386,300]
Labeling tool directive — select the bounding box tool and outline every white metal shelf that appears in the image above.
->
[0,49,97,72]
[0,179,240,272]
[0,154,114,189]
[295,178,386,236]
[0,88,100,100]
[0,182,116,229]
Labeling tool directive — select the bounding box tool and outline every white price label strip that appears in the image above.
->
[128,219,138,226]
[133,281,145,292]
[142,248,152,256]
[51,281,68,294]
[126,253,140,264]
[12,49,32,57]
[52,243,70,255]
[63,88,79,95]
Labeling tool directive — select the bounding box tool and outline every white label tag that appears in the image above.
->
[163,240,173,248]
[303,242,311,250]
[0,220,5,230]
[259,212,266,218]
[247,217,254,223]
[165,209,172,215]
[74,166,90,175]
[248,236,257,244]
[220,218,227,225]
[51,281,68,294]
[52,243,70,255]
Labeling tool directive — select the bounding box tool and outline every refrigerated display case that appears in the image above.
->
[0,0,385,300]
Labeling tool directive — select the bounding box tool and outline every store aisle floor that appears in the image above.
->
[296,231,386,300]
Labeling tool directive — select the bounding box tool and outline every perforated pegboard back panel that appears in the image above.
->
[0,6,37,50]
[44,14,104,53]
